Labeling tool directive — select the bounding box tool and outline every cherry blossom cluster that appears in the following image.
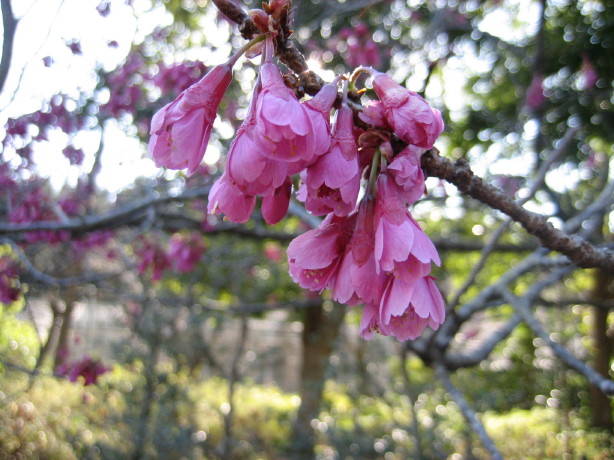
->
[3,97,89,165]
[8,183,70,244]
[136,233,206,282]
[339,23,383,70]
[148,1,446,341]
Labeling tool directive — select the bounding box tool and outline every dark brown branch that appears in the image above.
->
[211,0,259,39]
[0,186,212,235]
[211,0,324,95]
[421,149,614,271]
[0,0,17,94]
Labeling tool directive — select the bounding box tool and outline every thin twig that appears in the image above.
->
[221,314,249,459]
[503,288,614,396]
[434,362,504,460]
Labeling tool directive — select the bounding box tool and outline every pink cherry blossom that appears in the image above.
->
[359,303,381,340]
[301,104,361,216]
[207,172,256,224]
[386,145,426,205]
[227,83,289,196]
[358,100,388,129]
[332,201,388,305]
[261,177,292,225]
[287,213,357,292]
[378,275,445,341]
[371,71,444,149]
[254,36,315,163]
[149,62,233,174]
[359,275,444,341]
[302,79,339,160]
[373,173,415,272]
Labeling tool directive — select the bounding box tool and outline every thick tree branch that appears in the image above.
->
[421,149,614,271]
[1,237,122,287]
[0,187,212,235]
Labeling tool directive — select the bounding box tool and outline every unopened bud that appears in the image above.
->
[267,0,291,12]
[248,9,269,32]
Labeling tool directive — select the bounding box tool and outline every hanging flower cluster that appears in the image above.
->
[148,0,446,341]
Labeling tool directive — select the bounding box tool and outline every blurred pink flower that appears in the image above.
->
[264,242,282,262]
[67,40,82,55]
[580,55,598,90]
[167,233,206,273]
[62,146,85,166]
[526,74,546,110]
[56,355,111,386]
[153,61,207,95]
[0,256,21,305]
[136,238,171,282]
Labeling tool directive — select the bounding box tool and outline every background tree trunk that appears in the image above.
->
[589,268,613,431]
[290,301,346,459]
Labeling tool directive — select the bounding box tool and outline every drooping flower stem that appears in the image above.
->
[227,34,267,67]
[349,66,375,87]
[367,147,381,197]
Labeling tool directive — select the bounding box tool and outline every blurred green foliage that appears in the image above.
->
[1,363,612,459]
[1,0,613,458]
